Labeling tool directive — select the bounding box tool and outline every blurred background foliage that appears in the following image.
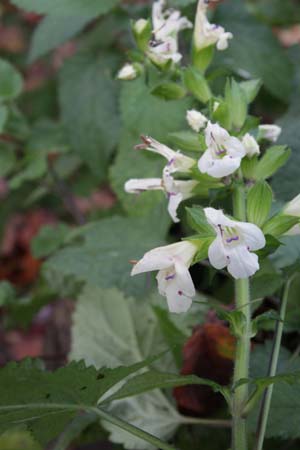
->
[0,0,300,449]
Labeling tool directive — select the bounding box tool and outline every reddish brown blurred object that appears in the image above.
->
[0,210,56,287]
[174,317,235,416]
[19,11,43,25]
[275,25,300,47]
[0,24,26,54]
[74,186,117,215]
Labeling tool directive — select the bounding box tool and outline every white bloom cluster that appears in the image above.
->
[125,136,197,223]
[148,0,192,65]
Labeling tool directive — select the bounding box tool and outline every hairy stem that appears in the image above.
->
[254,276,295,450]
[231,178,251,450]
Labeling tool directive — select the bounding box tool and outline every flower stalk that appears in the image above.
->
[231,175,251,450]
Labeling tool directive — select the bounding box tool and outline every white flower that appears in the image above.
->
[258,125,282,143]
[148,0,192,65]
[124,168,197,223]
[198,122,246,178]
[117,64,137,81]
[131,241,197,313]
[136,136,195,173]
[148,37,182,64]
[242,133,260,157]
[194,0,233,51]
[152,0,192,42]
[204,207,266,279]
[283,194,300,235]
[186,109,208,132]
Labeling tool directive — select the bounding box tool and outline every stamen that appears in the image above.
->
[178,290,183,296]
[129,260,138,265]
[226,236,239,243]
[165,274,176,281]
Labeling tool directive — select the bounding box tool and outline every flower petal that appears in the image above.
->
[201,154,241,178]
[226,137,246,158]
[174,259,196,297]
[237,222,266,251]
[168,193,183,223]
[156,267,194,313]
[227,246,259,279]
[125,178,163,193]
[208,236,228,270]
[131,248,173,275]
[204,207,236,228]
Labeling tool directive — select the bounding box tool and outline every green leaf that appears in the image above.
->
[59,51,120,178]
[255,146,290,180]
[0,59,23,101]
[251,260,283,300]
[168,130,202,152]
[183,67,212,103]
[225,78,247,130]
[101,370,223,405]
[272,90,300,201]
[71,286,181,449]
[186,206,215,236]
[43,214,167,297]
[0,429,41,450]
[247,181,273,227]
[29,15,91,62]
[153,307,187,368]
[110,77,191,216]
[0,142,16,177]
[0,105,8,132]
[10,0,120,16]
[249,342,300,439]
[52,413,98,450]
[31,224,70,259]
[215,0,293,101]
[0,359,153,445]
[248,0,300,26]
[151,82,187,100]
[239,79,262,103]
[263,214,299,237]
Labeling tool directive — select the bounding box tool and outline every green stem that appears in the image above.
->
[92,408,177,450]
[231,177,251,450]
[253,276,295,450]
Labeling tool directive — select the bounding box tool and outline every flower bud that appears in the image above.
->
[242,133,260,158]
[117,63,138,81]
[186,109,208,132]
[283,194,300,235]
[258,124,282,143]
[132,19,151,52]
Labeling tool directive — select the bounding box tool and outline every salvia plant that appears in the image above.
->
[1,1,300,450]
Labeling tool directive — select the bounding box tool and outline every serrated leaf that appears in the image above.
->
[59,51,120,178]
[110,77,191,216]
[29,15,91,62]
[0,359,153,446]
[10,0,120,16]
[43,214,167,297]
[70,286,181,449]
